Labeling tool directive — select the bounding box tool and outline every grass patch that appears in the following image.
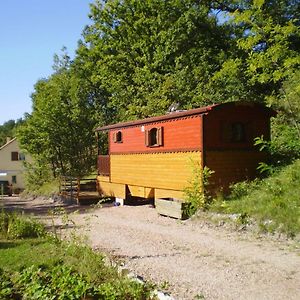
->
[0,213,154,299]
[211,160,300,237]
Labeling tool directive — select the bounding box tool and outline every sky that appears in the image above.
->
[0,0,93,125]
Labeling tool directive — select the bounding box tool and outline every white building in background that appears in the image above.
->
[0,137,31,192]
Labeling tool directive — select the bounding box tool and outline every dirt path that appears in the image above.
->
[69,205,299,300]
[1,197,300,300]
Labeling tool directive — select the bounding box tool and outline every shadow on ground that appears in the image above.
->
[0,196,114,216]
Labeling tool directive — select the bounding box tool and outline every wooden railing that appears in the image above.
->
[60,176,100,204]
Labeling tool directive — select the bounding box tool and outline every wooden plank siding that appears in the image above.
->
[204,104,271,150]
[110,151,202,191]
[97,179,126,199]
[205,150,267,192]
[110,115,202,154]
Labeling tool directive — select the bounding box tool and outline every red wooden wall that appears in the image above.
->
[109,115,203,154]
[204,104,271,150]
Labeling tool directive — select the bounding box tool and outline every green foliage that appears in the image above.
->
[0,119,24,147]
[231,0,300,99]
[268,70,300,163]
[78,0,234,121]
[0,268,14,299]
[209,0,300,104]
[22,158,56,193]
[211,160,300,237]
[184,164,214,216]
[12,264,95,300]
[17,50,103,178]
[0,237,154,300]
[0,211,46,239]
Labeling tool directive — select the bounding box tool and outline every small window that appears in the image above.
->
[222,122,247,143]
[12,176,17,184]
[113,131,123,143]
[19,153,26,161]
[145,127,163,147]
[149,128,158,146]
[231,123,245,142]
[11,152,19,161]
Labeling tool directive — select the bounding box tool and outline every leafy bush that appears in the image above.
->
[184,163,214,216]
[0,268,13,299]
[0,262,153,300]
[0,211,46,239]
[13,264,95,300]
[0,236,154,299]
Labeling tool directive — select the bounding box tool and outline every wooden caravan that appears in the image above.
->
[96,102,275,203]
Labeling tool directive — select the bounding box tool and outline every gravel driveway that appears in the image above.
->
[1,197,300,300]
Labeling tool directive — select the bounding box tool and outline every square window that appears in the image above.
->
[11,152,19,161]
[221,122,247,143]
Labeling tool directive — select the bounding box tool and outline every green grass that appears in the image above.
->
[0,239,56,270]
[0,213,154,299]
[211,160,300,237]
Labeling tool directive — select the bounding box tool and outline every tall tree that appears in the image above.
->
[17,67,99,178]
[78,0,234,121]
[210,0,300,104]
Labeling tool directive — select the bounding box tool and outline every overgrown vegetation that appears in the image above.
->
[0,210,46,239]
[184,164,214,216]
[0,212,155,299]
[211,160,300,237]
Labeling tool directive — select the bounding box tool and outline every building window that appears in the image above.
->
[12,176,17,184]
[222,122,246,143]
[145,127,163,147]
[19,153,26,161]
[11,152,19,161]
[113,131,123,143]
[231,122,245,142]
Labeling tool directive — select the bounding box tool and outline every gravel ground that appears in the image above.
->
[1,196,300,300]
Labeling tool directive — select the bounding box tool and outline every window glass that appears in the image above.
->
[116,131,122,142]
[231,123,245,142]
[12,176,17,184]
[149,128,158,146]
[113,131,123,143]
[19,153,26,161]
[11,152,19,161]
[145,127,163,147]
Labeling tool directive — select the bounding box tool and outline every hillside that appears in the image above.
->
[212,160,300,237]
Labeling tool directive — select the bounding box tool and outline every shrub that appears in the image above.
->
[0,268,13,299]
[13,264,95,300]
[0,262,153,300]
[184,163,214,217]
[0,211,46,239]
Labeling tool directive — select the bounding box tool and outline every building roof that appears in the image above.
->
[0,137,17,151]
[95,102,275,131]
